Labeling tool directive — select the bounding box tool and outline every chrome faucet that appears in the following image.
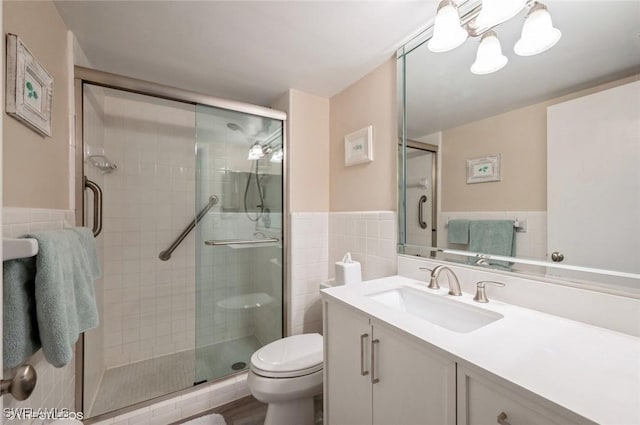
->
[473,281,505,303]
[419,265,462,296]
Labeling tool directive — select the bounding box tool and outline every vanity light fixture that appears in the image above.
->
[247,142,265,160]
[270,147,283,163]
[470,30,508,75]
[428,0,468,53]
[514,2,562,56]
[428,0,560,75]
[473,0,528,30]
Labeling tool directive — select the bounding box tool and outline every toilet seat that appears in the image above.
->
[250,333,323,378]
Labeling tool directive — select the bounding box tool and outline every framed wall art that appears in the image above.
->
[344,125,373,166]
[6,33,53,137]
[466,154,501,184]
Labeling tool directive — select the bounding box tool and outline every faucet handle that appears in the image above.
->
[473,281,505,303]
[418,267,439,290]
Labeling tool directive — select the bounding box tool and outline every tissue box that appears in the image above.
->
[335,253,362,285]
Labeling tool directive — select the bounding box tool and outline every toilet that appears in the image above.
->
[247,333,323,425]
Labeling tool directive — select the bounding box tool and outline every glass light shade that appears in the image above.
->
[270,148,283,163]
[471,31,508,75]
[247,143,264,160]
[428,1,468,53]
[474,0,527,29]
[514,4,561,56]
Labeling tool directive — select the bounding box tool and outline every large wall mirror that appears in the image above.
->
[397,0,640,293]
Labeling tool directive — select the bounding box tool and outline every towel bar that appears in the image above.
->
[2,238,38,261]
[445,218,527,233]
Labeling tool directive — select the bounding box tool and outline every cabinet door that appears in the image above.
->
[372,323,456,425]
[324,302,373,425]
[458,366,583,425]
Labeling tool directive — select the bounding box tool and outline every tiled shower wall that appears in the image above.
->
[194,126,283,348]
[2,208,77,425]
[100,92,197,368]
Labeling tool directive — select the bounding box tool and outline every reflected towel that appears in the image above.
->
[2,227,101,368]
[468,220,515,268]
[447,219,470,244]
[3,257,40,368]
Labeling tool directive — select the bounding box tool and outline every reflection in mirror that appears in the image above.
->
[398,1,640,292]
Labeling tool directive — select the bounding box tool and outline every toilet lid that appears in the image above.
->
[250,333,323,378]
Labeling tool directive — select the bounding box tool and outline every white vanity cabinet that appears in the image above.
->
[457,366,586,425]
[324,301,456,425]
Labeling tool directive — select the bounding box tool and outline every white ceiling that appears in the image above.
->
[54,0,437,107]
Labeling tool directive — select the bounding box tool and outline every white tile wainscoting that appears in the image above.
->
[2,208,77,425]
[328,211,397,281]
[290,213,329,335]
[290,211,397,335]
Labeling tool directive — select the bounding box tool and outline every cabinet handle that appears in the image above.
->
[497,412,512,425]
[371,339,380,384]
[360,333,369,376]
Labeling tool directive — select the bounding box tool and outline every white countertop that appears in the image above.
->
[321,276,640,425]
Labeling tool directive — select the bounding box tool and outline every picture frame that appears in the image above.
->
[6,33,53,137]
[466,154,501,184]
[344,125,373,166]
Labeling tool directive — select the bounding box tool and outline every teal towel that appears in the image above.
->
[468,220,515,269]
[3,257,41,368]
[2,227,100,368]
[447,219,470,244]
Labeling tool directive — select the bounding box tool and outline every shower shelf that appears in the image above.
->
[217,293,274,310]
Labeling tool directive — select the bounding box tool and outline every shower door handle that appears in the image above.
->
[84,177,103,237]
[418,195,428,229]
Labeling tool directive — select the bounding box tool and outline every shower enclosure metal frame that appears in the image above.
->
[73,66,290,420]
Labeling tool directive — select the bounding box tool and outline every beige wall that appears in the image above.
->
[441,73,640,212]
[442,103,547,212]
[273,90,330,212]
[330,58,397,212]
[3,0,70,209]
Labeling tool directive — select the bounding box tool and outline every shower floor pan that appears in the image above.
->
[90,335,261,417]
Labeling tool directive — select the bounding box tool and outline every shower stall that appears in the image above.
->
[75,68,285,419]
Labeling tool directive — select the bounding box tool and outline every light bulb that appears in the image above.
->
[514,3,561,56]
[428,0,468,53]
[247,143,264,160]
[270,148,283,163]
[471,30,508,75]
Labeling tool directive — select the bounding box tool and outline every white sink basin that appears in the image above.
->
[367,286,503,333]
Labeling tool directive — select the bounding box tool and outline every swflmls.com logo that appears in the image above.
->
[3,408,83,421]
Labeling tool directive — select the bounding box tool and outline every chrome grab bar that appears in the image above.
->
[159,195,219,261]
[205,238,279,246]
[84,177,103,237]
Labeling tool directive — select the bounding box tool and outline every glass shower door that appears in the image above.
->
[194,105,283,384]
